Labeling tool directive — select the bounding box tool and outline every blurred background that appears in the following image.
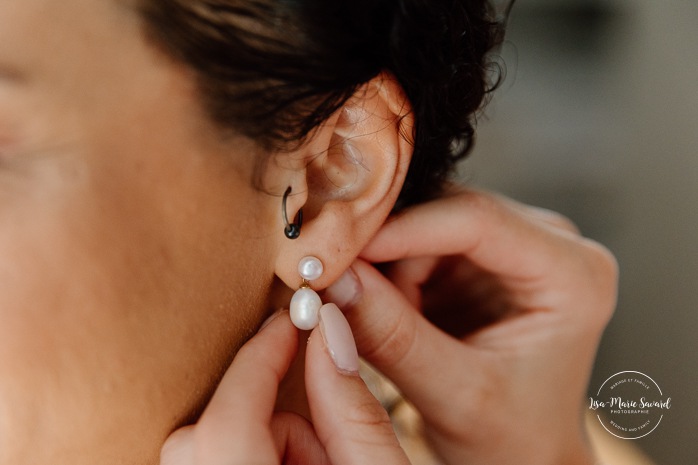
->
[463,0,698,463]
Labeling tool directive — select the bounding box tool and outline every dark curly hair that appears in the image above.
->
[136,0,508,209]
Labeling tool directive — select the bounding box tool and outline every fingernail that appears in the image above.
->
[325,267,363,309]
[319,303,360,375]
[259,309,285,332]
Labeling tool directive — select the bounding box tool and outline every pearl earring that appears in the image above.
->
[290,256,324,330]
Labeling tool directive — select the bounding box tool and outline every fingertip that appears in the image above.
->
[318,303,360,375]
[254,309,298,356]
[160,426,195,465]
[360,226,404,262]
[324,267,363,310]
[258,308,287,332]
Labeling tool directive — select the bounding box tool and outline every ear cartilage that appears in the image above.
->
[343,142,364,167]
[290,256,324,330]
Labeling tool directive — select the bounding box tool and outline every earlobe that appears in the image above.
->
[273,73,413,292]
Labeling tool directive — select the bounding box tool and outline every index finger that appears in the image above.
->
[194,311,299,463]
[361,189,581,281]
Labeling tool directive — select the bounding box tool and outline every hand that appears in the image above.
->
[159,308,410,465]
[326,189,618,465]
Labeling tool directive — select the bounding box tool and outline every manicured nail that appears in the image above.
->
[325,267,363,309]
[259,309,285,332]
[319,303,360,375]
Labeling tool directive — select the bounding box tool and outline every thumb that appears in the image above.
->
[305,303,410,465]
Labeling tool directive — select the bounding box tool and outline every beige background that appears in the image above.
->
[464,0,698,463]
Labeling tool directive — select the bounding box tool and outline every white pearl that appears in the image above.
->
[290,287,321,330]
[298,256,323,282]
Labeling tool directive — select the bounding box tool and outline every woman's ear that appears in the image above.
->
[272,73,414,290]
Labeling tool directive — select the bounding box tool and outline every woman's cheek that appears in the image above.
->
[0,191,104,461]
[0,157,183,463]
[0,133,274,463]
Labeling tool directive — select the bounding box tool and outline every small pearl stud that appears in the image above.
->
[298,256,324,282]
[290,256,324,330]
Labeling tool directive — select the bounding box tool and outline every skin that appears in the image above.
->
[0,1,280,463]
[343,190,617,464]
[0,1,620,464]
[0,1,411,463]
[161,188,618,465]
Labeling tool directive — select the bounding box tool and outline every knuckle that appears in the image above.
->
[346,397,394,429]
[458,189,500,219]
[579,239,619,325]
[451,190,503,243]
[361,308,418,368]
[330,397,398,448]
[542,209,581,234]
[582,239,619,283]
